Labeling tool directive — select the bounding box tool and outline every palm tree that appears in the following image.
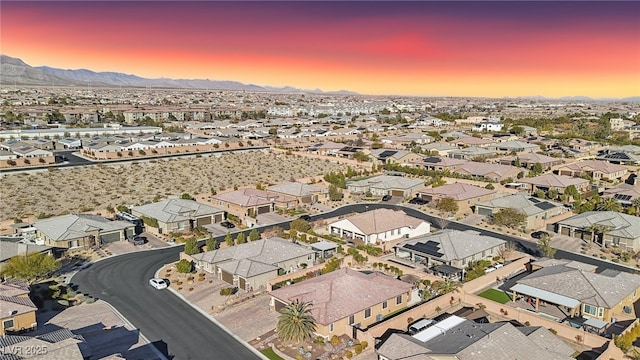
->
[277,301,317,344]
[432,278,462,295]
[595,198,622,212]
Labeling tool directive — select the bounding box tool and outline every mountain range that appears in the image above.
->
[0,55,357,95]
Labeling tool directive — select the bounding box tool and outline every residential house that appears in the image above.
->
[377,317,574,360]
[421,156,467,172]
[554,211,640,251]
[394,230,506,280]
[307,141,346,156]
[0,328,90,359]
[472,121,504,132]
[510,259,640,324]
[212,189,297,218]
[475,193,567,231]
[451,137,496,148]
[346,175,424,198]
[0,279,37,335]
[489,141,540,154]
[269,267,413,338]
[0,242,52,263]
[370,149,424,166]
[328,208,431,246]
[601,183,640,207]
[416,183,496,214]
[448,146,497,160]
[266,181,328,204]
[421,142,458,157]
[498,152,563,170]
[520,174,590,195]
[131,199,225,234]
[191,237,316,291]
[33,214,135,249]
[453,162,521,183]
[556,160,628,181]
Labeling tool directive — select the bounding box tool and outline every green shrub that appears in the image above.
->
[219,287,235,296]
[176,259,193,273]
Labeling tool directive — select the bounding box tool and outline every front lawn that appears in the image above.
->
[261,347,284,360]
[478,288,511,304]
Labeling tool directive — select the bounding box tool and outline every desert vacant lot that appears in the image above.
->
[0,149,351,221]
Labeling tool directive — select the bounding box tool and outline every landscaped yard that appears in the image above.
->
[478,288,512,304]
[261,347,284,360]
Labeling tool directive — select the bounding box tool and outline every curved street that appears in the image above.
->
[71,203,637,359]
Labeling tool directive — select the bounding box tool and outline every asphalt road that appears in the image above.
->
[70,203,638,360]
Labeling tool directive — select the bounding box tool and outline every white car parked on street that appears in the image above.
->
[149,278,168,290]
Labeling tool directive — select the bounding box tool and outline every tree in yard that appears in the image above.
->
[437,197,458,215]
[184,237,200,255]
[491,208,527,229]
[431,278,461,295]
[328,184,343,201]
[531,162,543,175]
[261,226,285,239]
[176,259,193,273]
[289,219,311,233]
[0,253,60,283]
[633,197,640,216]
[180,193,193,200]
[206,236,216,251]
[498,241,516,261]
[277,301,317,344]
[224,232,234,247]
[595,198,622,212]
[537,234,556,258]
[235,232,246,244]
[464,260,493,282]
[249,228,260,242]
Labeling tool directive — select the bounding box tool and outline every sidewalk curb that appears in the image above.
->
[154,267,268,360]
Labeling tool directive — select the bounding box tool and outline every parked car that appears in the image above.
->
[299,215,311,221]
[129,235,147,245]
[531,231,550,240]
[220,221,235,229]
[149,278,168,290]
[382,195,392,201]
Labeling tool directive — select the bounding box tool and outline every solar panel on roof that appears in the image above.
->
[403,241,444,258]
[614,194,633,201]
[535,202,556,210]
[529,198,540,203]
[379,150,397,158]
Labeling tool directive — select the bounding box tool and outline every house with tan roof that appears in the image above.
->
[451,137,496,148]
[498,152,563,170]
[346,175,424,198]
[131,198,225,234]
[489,140,540,154]
[520,174,590,194]
[602,183,640,207]
[421,156,467,172]
[266,181,328,204]
[370,149,424,166]
[191,237,316,291]
[328,209,430,245]
[556,160,628,181]
[269,267,413,338]
[448,146,496,160]
[0,279,37,335]
[416,183,496,214]
[510,259,640,325]
[212,188,297,218]
[452,161,521,182]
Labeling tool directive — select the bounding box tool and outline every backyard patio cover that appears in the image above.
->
[584,317,608,330]
[511,284,581,308]
[311,241,338,251]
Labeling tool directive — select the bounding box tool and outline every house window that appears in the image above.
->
[598,307,604,317]
[364,308,371,319]
[382,301,388,309]
[308,254,313,261]
[349,315,355,325]
[3,319,14,330]
[613,237,620,246]
[330,323,334,332]
[583,304,597,316]
[396,295,402,305]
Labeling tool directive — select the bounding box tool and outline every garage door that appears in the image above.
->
[391,190,404,197]
[477,207,493,216]
[100,232,121,244]
[221,271,234,285]
[196,216,212,226]
[214,214,223,223]
[257,205,270,214]
[239,277,246,291]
